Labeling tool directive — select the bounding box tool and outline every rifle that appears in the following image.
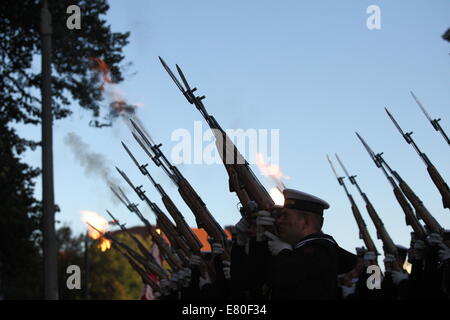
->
[327,155,378,255]
[114,244,160,292]
[121,141,204,254]
[356,132,443,235]
[410,91,449,146]
[85,221,168,279]
[158,57,276,226]
[385,108,450,209]
[130,120,231,261]
[115,167,191,266]
[110,180,184,271]
[332,154,400,261]
[105,208,155,263]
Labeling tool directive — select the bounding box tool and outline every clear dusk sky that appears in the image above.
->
[18,0,449,258]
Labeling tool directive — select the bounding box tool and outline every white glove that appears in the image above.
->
[256,211,276,241]
[341,283,356,298]
[264,231,292,256]
[222,260,231,280]
[169,272,181,290]
[438,242,450,262]
[383,254,396,272]
[182,267,192,279]
[391,271,409,285]
[177,270,185,282]
[160,279,171,296]
[235,218,251,246]
[180,269,191,288]
[199,272,212,290]
[363,251,377,267]
[154,291,161,299]
[212,243,224,255]
[427,233,443,246]
[189,254,202,266]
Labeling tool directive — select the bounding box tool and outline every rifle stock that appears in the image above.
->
[110,235,168,279]
[161,194,204,253]
[122,250,160,292]
[392,187,427,240]
[142,218,184,271]
[177,179,231,261]
[398,180,443,234]
[427,165,450,209]
[365,202,397,255]
[349,201,378,254]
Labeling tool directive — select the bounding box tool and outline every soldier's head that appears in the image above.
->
[276,189,329,245]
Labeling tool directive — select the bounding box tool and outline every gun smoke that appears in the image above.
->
[64,132,124,205]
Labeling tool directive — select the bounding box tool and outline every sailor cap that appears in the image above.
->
[282,188,330,216]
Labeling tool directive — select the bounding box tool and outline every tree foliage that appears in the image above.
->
[0,0,129,299]
[56,226,146,300]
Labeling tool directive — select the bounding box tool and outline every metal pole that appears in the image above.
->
[41,0,58,300]
[84,232,90,300]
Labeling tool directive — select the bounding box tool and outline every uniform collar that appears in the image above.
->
[294,232,337,249]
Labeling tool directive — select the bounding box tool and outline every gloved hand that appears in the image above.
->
[383,254,396,272]
[212,243,224,255]
[181,267,192,279]
[341,283,356,299]
[222,260,231,280]
[154,291,161,299]
[264,231,292,256]
[189,254,202,266]
[256,210,276,242]
[178,268,191,287]
[235,218,251,246]
[412,240,426,260]
[169,272,181,291]
[391,270,409,285]
[199,272,212,290]
[363,251,377,267]
[438,242,450,262]
[159,279,171,296]
[180,275,190,288]
[427,233,443,246]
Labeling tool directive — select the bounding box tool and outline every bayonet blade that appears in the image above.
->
[122,141,141,168]
[335,153,351,179]
[117,186,132,206]
[85,222,107,238]
[110,185,129,208]
[158,56,186,93]
[355,132,376,161]
[130,119,154,149]
[356,132,384,168]
[132,132,154,160]
[326,154,340,179]
[385,108,408,139]
[176,64,192,92]
[115,167,136,191]
[411,91,432,122]
[105,209,121,226]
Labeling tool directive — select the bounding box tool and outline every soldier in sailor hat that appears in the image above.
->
[256,188,357,299]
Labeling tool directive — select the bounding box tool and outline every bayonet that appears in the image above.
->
[356,132,442,234]
[327,155,379,255]
[385,108,450,209]
[411,91,450,145]
[385,108,413,145]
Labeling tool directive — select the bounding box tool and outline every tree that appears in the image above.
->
[55,225,147,300]
[0,0,129,298]
[88,233,144,300]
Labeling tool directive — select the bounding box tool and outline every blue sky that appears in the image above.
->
[19,0,449,257]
